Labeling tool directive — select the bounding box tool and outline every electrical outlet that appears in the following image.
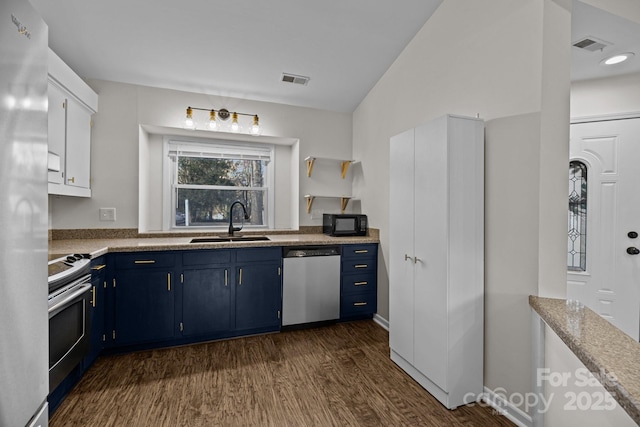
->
[99,208,116,221]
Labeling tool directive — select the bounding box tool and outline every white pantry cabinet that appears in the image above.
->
[47,49,98,197]
[389,114,484,409]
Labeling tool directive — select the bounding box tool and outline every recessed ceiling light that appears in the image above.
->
[601,52,635,66]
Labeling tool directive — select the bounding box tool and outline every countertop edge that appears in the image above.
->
[529,295,640,425]
[49,234,380,259]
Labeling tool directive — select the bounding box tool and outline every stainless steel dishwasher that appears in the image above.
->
[282,246,341,326]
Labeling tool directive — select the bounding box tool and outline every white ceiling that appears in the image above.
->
[30,1,640,113]
[30,0,443,113]
[571,1,640,81]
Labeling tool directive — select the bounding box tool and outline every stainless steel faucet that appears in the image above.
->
[228,200,249,236]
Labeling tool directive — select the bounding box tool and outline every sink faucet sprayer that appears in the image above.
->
[228,200,249,236]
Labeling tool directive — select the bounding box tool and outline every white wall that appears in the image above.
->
[352,0,571,418]
[50,80,353,230]
[571,73,640,118]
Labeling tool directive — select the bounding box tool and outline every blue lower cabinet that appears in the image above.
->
[113,268,176,345]
[180,247,281,337]
[235,262,281,331]
[340,244,378,320]
[182,267,232,336]
[107,248,282,350]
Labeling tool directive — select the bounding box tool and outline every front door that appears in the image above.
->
[568,118,640,340]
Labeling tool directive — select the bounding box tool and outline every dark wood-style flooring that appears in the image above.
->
[50,320,515,426]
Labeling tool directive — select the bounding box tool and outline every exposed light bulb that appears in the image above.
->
[209,110,217,130]
[181,106,262,135]
[5,95,16,110]
[184,107,195,129]
[231,112,239,132]
[250,115,260,135]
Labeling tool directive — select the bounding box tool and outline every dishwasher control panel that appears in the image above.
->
[283,246,341,258]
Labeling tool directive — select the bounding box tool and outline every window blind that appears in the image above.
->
[167,140,272,161]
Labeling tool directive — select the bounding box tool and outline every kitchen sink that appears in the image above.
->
[190,236,270,243]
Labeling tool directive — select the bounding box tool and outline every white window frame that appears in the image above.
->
[162,135,275,231]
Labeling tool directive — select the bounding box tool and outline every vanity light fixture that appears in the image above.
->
[601,52,635,66]
[183,106,261,135]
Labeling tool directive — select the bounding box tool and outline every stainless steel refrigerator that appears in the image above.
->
[0,0,49,426]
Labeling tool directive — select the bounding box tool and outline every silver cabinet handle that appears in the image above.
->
[404,254,421,264]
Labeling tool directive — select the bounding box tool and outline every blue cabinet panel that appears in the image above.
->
[235,263,281,331]
[236,246,281,262]
[182,267,232,336]
[83,257,106,369]
[114,269,175,345]
[183,250,232,266]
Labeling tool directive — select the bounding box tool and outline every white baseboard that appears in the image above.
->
[373,313,389,330]
[482,386,533,427]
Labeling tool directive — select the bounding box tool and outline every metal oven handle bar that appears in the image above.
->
[48,282,92,316]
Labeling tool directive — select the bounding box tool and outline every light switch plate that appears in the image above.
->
[99,207,116,221]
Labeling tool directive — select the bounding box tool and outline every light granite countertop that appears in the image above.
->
[529,296,640,425]
[49,232,379,259]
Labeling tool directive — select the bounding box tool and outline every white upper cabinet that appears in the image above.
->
[47,49,98,197]
[47,83,66,185]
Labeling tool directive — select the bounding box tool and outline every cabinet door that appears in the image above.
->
[47,83,66,184]
[65,96,92,189]
[182,267,231,336]
[235,263,281,331]
[413,119,449,391]
[114,270,175,345]
[84,272,104,369]
[389,128,416,363]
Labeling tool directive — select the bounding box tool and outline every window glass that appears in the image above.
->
[568,160,587,271]
[168,140,272,229]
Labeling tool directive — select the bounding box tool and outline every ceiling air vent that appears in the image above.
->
[281,73,310,86]
[572,37,610,52]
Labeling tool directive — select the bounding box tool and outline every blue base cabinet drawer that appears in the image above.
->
[342,244,377,259]
[341,292,377,318]
[114,252,176,269]
[340,244,377,320]
[341,272,376,295]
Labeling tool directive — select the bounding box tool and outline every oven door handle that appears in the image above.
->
[48,282,92,316]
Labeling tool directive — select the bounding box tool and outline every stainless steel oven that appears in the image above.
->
[48,255,92,393]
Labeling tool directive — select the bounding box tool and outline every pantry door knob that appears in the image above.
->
[627,247,640,255]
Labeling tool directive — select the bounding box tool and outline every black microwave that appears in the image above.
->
[323,214,368,236]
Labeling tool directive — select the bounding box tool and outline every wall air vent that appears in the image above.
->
[281,73,310,86]
[572,37,610,52]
